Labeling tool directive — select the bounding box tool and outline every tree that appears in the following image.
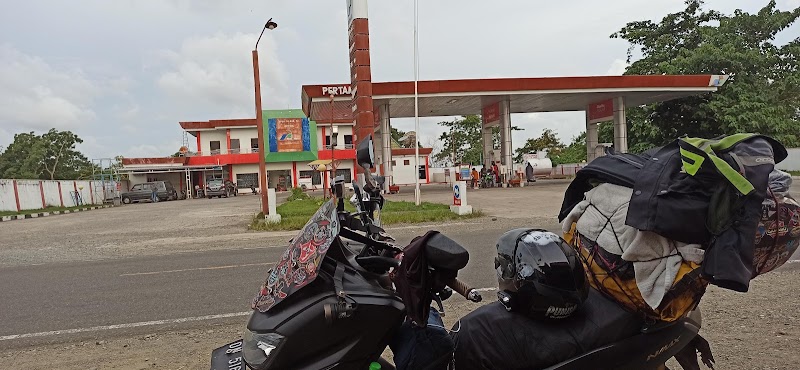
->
[391,128,407,146]
[612,0,800,151]
[0,129,94,180]
[514,129,565,163]
[434,115,522,166]
[550,133,588,165]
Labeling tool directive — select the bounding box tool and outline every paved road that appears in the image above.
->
[0,216,548,349]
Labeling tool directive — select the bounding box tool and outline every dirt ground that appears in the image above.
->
[3,266,799,369]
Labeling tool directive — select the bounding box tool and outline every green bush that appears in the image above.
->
[287,187,310,201]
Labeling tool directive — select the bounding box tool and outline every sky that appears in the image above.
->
[1,0,798,159]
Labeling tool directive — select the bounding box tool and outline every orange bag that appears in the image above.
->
[564,224,707,322]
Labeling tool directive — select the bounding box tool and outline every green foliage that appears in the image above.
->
[612,0,800,151]
[514,130,588,165]
[0,129,94,180]
[433,115,521,166]
[514,129,564,163]
[551,132,588,165]
[250,198,482,231]
[287,187,311,201]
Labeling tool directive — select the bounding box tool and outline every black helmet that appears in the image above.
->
[494,229,589,320]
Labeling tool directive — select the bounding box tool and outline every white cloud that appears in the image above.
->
[785,0,800,9]
[607,59,629,75]
[156,32,290,116]
[0,44,98,131]
[123,141,182,158]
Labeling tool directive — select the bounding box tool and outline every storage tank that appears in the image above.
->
[521,153,553,179]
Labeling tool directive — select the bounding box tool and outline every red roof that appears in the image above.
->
[302,75,728,122]
[179,118,257,131]
[122,157,188,165]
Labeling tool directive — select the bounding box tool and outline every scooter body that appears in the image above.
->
[544,309,702,370]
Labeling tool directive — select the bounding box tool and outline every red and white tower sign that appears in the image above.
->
[347,0,375,148]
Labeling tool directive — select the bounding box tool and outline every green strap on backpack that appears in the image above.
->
[679,134,756,196]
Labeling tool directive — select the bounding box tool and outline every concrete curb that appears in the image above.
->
[0,205,114,223]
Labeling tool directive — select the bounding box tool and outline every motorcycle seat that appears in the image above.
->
[425,233,469,271]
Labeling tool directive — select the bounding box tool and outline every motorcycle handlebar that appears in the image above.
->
[445,278,482,303]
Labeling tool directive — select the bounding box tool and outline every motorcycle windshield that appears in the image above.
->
[252,198,341,312]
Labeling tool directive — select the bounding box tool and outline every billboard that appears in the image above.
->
[268,118,312,153]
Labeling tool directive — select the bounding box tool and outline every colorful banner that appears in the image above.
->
[268,118,312,153]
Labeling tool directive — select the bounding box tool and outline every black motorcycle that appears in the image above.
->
[210,137,481,370]
[210,137,704,370]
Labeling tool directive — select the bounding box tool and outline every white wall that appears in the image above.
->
[778,148,800,171]
[16,180,43,210]
[317,124,355,149]
[392,155,428,185]
[200,130,228,154]
[0,179,104,212]
[229,128,259,152]
[42,181,62,207]
[0,180,16,211]
[233,164,260,178]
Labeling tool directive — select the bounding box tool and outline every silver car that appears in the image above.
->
[205,179,231,198]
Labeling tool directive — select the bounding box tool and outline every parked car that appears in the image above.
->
[121,181,178,204]
[206,179,232,198]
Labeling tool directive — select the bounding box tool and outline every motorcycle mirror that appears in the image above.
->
[356,136,375,169]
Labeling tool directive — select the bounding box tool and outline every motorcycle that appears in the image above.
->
[210,136,482,370]
[210,136,705,370]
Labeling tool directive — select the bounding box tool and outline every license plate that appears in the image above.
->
[210,339,247,370]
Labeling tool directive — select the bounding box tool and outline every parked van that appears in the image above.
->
[121,181,178,204]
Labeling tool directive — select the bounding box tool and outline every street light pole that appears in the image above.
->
[329,94,336,199]
[413,0,421,206]
[253,18,277,217]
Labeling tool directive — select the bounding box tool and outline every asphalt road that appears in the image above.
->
[0,216,548,349]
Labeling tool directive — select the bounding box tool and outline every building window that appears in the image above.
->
[251,138,259,153]
[404,160,410,165]
[236,173,259,188]
[210,141,221,155]
[392,160,396,166]
[299,170,322,185]
[419,165,426,180]
[230,139,240,154]
[335,169,352,183]
[344,135,353,149]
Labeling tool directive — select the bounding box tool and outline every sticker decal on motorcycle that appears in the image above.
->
[252,198,340,312]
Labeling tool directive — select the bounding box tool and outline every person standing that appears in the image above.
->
[150,183,159,203]
[471,168,479,189]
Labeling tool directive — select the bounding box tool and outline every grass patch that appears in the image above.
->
[250,197,483,231]
[0,205,96,217]
[786,170,800,176]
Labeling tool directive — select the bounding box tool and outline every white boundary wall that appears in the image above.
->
[0,179,106,212]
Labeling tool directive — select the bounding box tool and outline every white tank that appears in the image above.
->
[525,158,553,177]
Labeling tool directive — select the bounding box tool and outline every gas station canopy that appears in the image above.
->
[302,75,728,123]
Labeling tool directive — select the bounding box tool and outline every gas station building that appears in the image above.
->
[302,74,728,187]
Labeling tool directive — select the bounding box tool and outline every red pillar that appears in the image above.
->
[425,156,430,184]
[39,181,46,208]
[226,129,231,154]
[352,159,358,181]
[196,131,202,153]
[348,7,375,179]
[57,181,64,207]
[229,165,234,181]
[292,162,298,188]
[12,180,21,212]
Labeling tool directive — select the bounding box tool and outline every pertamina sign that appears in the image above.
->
[321,85,353,96]
[588,99,614,124]
[453,184,462,206]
